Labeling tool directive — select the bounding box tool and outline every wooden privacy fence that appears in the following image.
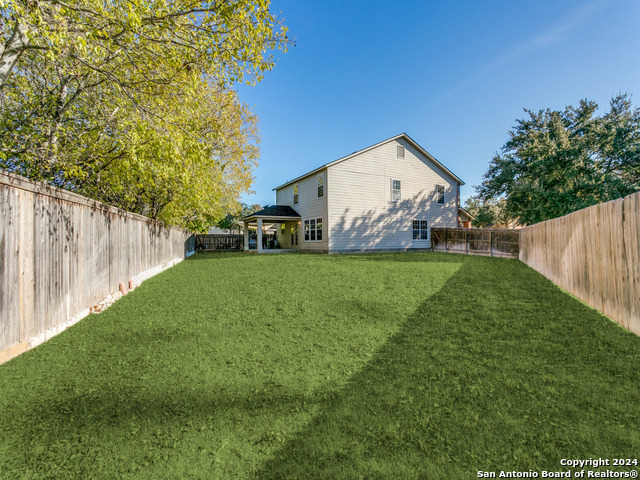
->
[431,228,520,258]
[0,171,195,363]
[519,192,640,336]
[196,234,243,252]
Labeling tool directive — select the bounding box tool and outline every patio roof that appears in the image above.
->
[242,204,301,222]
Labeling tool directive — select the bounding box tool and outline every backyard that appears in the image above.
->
[0,252,638,479]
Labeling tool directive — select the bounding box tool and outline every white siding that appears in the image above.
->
[275,221,300,249]
[327,138,458,252]
[275,169,328,251]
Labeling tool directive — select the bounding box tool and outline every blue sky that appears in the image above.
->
[237,0,640,207]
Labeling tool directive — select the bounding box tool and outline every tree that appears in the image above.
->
[478,94,640,225]
[464,195,512,228]
[216,214,238,233]
[245,203,264,215]
[1,0,289,228]
[216,202,263,233]
[0,53,259,228]
[1,0,288,92]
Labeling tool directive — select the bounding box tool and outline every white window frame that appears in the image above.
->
[391,179,401,202]
[293,184,299,204]
[317,175,324,198]
[303,217,323,242]
[436,184,445,205]
[412,220,428,241]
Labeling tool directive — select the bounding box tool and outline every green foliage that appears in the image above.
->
[216,203,263,232]
[1,253,639,478]
[1,0,289,90]
[216,213,238,232]
[83,85,259,227]
[464,194,512,227]
[0,0,289,227]
[478,94,640,225]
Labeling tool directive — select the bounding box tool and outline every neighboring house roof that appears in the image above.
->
[273,133,464,191]
[242,205,301,221]
[207,226,234,234]
[458,207,475,220]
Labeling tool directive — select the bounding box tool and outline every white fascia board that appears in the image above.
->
[272,133,464,191]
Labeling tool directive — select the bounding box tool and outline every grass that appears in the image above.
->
[0,252,639,479]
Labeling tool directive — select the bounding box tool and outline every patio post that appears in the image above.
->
[257,218,263,253]
[243,222,249,251]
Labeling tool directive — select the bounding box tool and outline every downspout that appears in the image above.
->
[325,168,330,253]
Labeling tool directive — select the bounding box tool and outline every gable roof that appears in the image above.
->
[458,207,475,220]
[241,204,301,221]
[273,133,464,191]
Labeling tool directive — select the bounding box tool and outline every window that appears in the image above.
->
[391,179,401,202]
[293,184,299,204]
[397,145,405,159]
[281,223,286,234]
[304,217,323,241]
[413,220,428,240]
[317,175,324,198]
[436,184,445,205]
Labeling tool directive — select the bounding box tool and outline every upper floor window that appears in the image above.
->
[318,175,324,198]
[436,184,445,205]
[397,145,405,159]
[391,179,401,202]
[293,184,299,204]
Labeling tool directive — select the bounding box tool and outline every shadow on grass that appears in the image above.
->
[0,251,463,478]
[2,254,638,479]
[253,257,640,479]
[0,350,337,479]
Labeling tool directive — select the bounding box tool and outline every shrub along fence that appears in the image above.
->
[430,227,520,258]
[519,192,640,336]
[0,171,195,364]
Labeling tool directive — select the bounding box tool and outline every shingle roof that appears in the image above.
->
[242,205,301,220]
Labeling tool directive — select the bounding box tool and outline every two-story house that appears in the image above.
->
[242,133,464,253]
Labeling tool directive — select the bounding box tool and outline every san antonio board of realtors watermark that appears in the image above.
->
[478,458,638,478]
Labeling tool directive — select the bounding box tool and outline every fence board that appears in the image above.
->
[431,227,519,258]
[0,171,195,363]
[519,192,640,336]
[196,234,243,252]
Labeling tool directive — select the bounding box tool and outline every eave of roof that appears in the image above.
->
[272,133,464,191]
[458,207,475,220]
[241,204,301,221]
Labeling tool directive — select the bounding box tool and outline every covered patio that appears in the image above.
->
[241,205,301,253]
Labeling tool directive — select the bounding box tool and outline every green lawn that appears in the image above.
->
[0,252,639,479]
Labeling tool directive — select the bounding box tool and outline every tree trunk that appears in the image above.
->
[0,20,29,92]
[45,77,70,174]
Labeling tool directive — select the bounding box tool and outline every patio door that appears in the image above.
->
[291,224,298,246]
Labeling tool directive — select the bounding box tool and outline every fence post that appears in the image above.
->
[490,230,493,257]
[465,229,468,255]
[445,228,448,253]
